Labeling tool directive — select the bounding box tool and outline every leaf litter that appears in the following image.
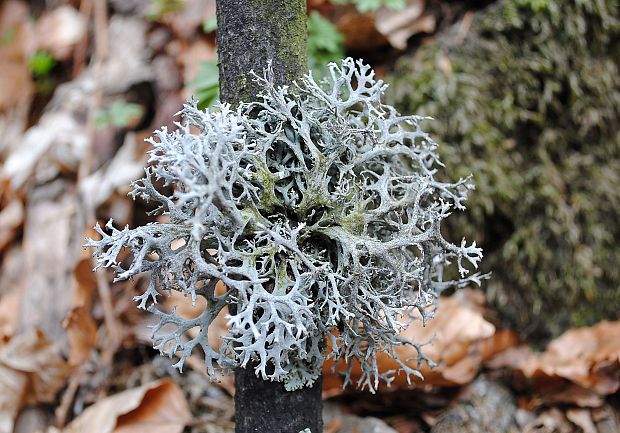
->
[0,0,619,432]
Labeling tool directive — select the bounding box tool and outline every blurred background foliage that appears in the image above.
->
[387,0,620,341]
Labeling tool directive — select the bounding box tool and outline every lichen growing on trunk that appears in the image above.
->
[87,59,484,392]
[388,0,620,341]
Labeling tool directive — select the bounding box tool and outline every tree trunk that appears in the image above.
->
[216,0,308,107]
[215,2,323,433]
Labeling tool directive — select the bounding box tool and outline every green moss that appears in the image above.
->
[253,164,280,211]
[338,211,365,236]
[235,74,251,108]
[388,0,620,341]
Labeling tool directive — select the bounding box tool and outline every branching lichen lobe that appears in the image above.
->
[87,59,485,392]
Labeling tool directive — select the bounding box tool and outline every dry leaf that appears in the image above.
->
[0,330,73,403]
[534,321,620,394]
[335,8,387,51]
[35,6,86,60]
[487,321,620,408]
[62,306,97,366]
[0,330,73,433]
[63,379,191,433]
[491,321,620,397]
[479,328,520,362]
[374,1,436,50]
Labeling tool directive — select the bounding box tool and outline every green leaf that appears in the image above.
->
[330,0,407,13]
[307,11,344,74]
[96,101,144,129]
[202,16,217,33]
[28,51,56,77]
[188,60,220,110]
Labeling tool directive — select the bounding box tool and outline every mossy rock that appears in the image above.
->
[387,0,620,342]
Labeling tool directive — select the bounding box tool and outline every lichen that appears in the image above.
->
[388,0,620,341]
[87,58,485,392]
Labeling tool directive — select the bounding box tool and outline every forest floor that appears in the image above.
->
[1,1,619,432]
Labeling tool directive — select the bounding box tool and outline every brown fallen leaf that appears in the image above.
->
[487,320,620,409]
[491,321,620,396]
[324,289,496,393]
[479,328,520,362]
[63,379,191,433]
[535,320,620,394]
[332,5,387,51]
[0,330,73,433]
[374,1,436,50]
[62,306,97,366]
[0,363,27,433]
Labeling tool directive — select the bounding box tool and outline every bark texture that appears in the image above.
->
[235,370,322,433]
[215,2,322,433]
[216,0,308,106]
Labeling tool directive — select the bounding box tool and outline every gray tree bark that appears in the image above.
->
[216,0,308,107]
[215,2,323,433]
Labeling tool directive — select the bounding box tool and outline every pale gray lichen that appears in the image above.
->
[87,58,486,392]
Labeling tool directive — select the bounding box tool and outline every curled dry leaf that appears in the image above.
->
[0,330,73,433]
[489,320,620,400]
[324,289,496,393]
[35,5,86,61]
[374,1,436,50]
[331,5,387,51]
[62,379,191,433]
[533,321,620,394]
